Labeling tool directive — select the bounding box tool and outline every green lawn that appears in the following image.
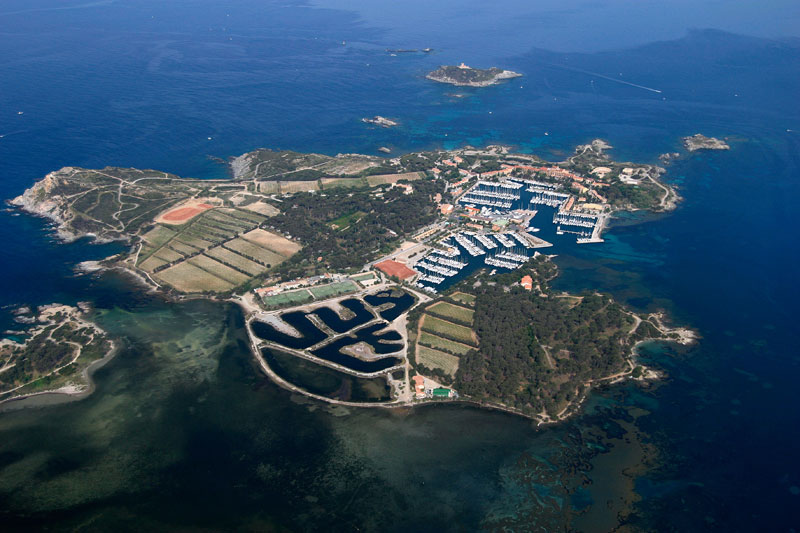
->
[262,289,313,308]
[308,280,359,299]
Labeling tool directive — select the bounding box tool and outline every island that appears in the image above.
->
[682,134,730,152]
[7,139,698,422]
[426,63,522,87]
[361,116,398,128]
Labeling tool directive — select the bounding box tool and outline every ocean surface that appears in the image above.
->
[1,0,799,530]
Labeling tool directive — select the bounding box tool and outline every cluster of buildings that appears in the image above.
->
[411,375,455,399]
[254,273,348,298]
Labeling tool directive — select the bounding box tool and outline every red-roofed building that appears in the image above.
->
[412,375,425,399]
[375,259,417,281]
[520,275,533,291]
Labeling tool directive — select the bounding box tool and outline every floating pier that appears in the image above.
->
[528,187,570,208]
[454,233,485,256]
[493,233,516,248]
[508,177,560,190]
[553,211,598,228]
[459,180,523,209]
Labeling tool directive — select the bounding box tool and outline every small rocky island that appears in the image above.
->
[361,116,398,128]
[426,63,522,87]
[682,134,730,152]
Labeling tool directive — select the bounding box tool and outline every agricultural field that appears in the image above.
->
[225,239,286,267]
[173,235,214,250]
[205,246,265,276]
[152,247,184,263]
[167,240,200,256]
[420,315,477,346]
[155,261,235,293]
[427,301,474,325]
[242,201,280,216]
[138,255,168,273]
[135,206,300,292]
[308,280,359,300]
[189,255,251,286]
[257,182,281,194]
[418,331,472,356]
[320,177,368,190]
[278,180,320,194]
[449,292,476,307]
[241,229,301,256]
[141,225,178,248]
[366,172,423,187]
[417,346,460,377]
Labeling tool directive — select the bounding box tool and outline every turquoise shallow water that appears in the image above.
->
[0,0,799,530]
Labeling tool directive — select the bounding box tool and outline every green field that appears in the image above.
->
[450,292,476,307]
[427,301,474,325]
[142,224,178,248]
[350,272,376,282]
[421,315,476,346]
[153,247,184,263]
[189,255,250,285]
[366,171,423,187]
[308,280,359,299]
[328,211,366,229]
[262,289,314,308]
[206,246,265,276]
[167,240,200,256]
[418,331,473,356]
[225,239,286,267]
[321,177,368,190]
[416,345,460,377]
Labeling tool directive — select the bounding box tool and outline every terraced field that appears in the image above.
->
[225,239,286,267]
[450,292,476,307]
[205,246,264,276]
[135,207,300,292]
[420,315,477,346]
[415,296,478,377]
[241,229,301,256]
[156,261,235,292]
[427,301,474,325]
[417,346,460,377]
[418,331,473,356]
[366,172,423,187]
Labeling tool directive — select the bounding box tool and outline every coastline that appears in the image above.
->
[0,338,120,412]
[235,294,696,425]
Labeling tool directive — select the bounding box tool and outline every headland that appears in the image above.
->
[6,138,699,422]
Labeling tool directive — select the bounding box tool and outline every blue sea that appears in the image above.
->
[1,0,799,530]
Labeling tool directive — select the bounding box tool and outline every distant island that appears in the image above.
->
[683,134,730,152]
[7,139,700,422]
[426,63,522,87]
[361,116,398,128]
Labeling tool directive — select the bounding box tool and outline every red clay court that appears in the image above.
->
[374,259,417,280]
[161,204,214,223]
